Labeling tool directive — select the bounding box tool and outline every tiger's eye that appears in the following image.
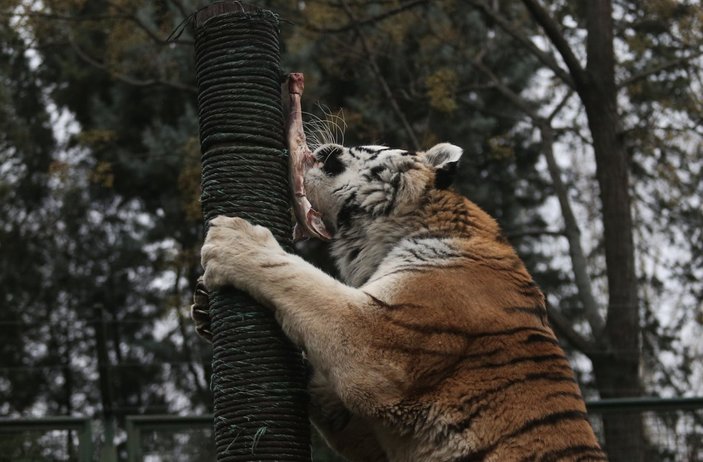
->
[316,145,346,176]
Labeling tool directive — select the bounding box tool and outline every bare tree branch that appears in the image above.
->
[469,58,540,119]
[166,0,190,19]
[306,0,428,33]
[539,124,605,335]
[463,0,575,89]
[521,0,587,91]
[505,228,565,239]
[1,11,123,22]
[3,6,193,46]
[340,0,421,150]
[467,58,606,335]
[68,37,196,94]
[461,97,523,122]
[106,1,193,46]
[618,50,703,88]
[554,123,592,146]
[547,303,599,358]
[546,89,575,122]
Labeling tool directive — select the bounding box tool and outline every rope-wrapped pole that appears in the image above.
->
[194,4,311,461]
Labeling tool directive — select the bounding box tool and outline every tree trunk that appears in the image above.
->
[583,1,644,460]
[592,359,646,461]
[94,304,118,462]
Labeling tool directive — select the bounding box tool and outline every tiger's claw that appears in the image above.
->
[190,277,212,342]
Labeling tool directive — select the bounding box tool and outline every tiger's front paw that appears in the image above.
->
[200,215,282,291]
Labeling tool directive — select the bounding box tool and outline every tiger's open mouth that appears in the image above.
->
[286,73,332,242]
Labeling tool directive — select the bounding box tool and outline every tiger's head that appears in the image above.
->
[303,143,464,286]
[304,143,463,235]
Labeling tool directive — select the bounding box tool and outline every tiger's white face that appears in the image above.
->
[305,143,463,231]
[304,143,463,286]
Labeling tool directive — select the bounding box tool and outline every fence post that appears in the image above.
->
[125,417,141,462]
[78,419,93,462]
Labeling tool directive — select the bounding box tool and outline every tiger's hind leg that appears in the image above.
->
[190,277,212,341]
[309,372,388,462]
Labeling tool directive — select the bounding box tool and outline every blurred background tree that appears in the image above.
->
[1,0,701,460]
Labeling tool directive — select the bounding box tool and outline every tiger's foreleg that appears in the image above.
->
[200,216,399,422]
[190,269,388,462]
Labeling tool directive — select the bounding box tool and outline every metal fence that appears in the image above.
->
[1,398,702,461]
[125,415,213,462]
[0,417,93,462]
[587,397,703,462]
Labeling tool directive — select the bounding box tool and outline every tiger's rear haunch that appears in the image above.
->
[199,142,605,461]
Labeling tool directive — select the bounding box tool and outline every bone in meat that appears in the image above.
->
[287,73,332,241]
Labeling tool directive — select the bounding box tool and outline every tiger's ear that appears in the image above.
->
[422,143,463,189]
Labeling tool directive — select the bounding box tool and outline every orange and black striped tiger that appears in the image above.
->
[194,143,605,461]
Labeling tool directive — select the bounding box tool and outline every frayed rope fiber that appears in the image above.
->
[194,5,311,461]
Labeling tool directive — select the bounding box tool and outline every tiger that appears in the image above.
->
[193,142,605,461]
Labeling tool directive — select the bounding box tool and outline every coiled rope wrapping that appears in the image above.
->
[194,5,310,461]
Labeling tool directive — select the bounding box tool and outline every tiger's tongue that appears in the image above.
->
[287,73,332,242]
